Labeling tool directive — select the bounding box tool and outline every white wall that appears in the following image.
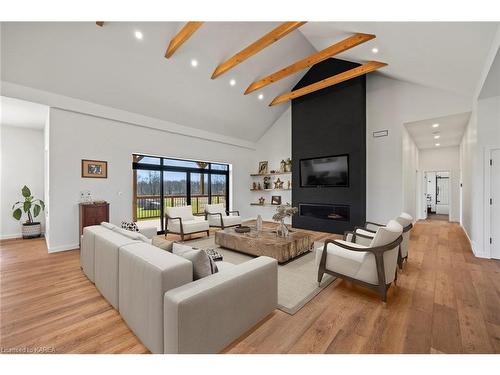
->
[402,127,419,220]
[0,125,45,239]
[366,75,471,224]
[47,108,255,252]
[249,107,292,222]
[419,146,460,222]
[460,95,500,257]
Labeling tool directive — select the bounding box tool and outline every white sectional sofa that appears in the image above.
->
[80,223,278,354]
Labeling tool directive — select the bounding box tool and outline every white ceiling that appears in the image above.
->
[0,22,315,142]
[404,112,471,150]
[300,22,499,96]
[479,48,500,99]
[1,22,498,142]
[0,96,48,130]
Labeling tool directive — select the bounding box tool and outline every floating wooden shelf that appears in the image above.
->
[250,203,282,207]
[250,172,291,177]
[250,188,291,192]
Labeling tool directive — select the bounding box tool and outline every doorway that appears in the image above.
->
[490,149,500,259]
[423,170,451,221]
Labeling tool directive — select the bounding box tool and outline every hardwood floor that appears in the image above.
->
[1,220,499,354]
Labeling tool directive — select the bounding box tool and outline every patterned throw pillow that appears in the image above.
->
[121,221,139,232]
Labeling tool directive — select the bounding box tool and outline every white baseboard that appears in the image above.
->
[0,233,22,240]
[461,225,489,259]
[48,243,80,253]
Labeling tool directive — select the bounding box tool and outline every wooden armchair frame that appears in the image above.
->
[204,209,242,229]
[317,233,403,302]
[164,213,209,241]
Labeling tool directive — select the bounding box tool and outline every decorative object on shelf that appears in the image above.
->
[258,161,268,175]
[257,182,262,190]
[11,185,45,239]
[263,176,271,189]
[280,159,286,172]
[270,170,277,174]
[287,180,291,189]
[252,182,257,190]
[256,214,263,231]
[258,197,266,205]
[234,226,251,233]
[271,195,282,205]
[285,158,292,172]
[82,159,108,178]
[272,204,298,237]
[273,178,284,189]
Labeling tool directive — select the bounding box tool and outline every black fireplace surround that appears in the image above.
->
[291,58,366,234]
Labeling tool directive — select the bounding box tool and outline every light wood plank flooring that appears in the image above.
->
[1,220,499,353]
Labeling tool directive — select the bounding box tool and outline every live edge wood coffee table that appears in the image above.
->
[214,227,312,264]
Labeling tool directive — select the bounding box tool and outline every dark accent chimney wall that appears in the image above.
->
[291,58,366,234]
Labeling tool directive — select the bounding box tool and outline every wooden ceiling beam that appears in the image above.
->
[165,22,204,58]
[211,22,306,79]
[269,61,387,106]
[245,33,375,95]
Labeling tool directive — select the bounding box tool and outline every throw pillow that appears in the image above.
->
[152,237,174,252]
[173,243,218,280]
[121,221,139,232]
[101,222,117,230]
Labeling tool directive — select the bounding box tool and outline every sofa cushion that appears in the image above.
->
[112,227,150,242]
[173,243,218,280]
[152,237,174,252]
[81,225,111,282]
[370,220,403,248]
[100,222,117,230]
[118,242,193,353]
[206,203,226,215]
[168,218,209,234]
[94,231,140,308]
[166,206,195,221]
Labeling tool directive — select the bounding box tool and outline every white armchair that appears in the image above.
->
[353,212,413,269]
[205,203,242,229]
[165,205,209,241]
[317,220,403,302]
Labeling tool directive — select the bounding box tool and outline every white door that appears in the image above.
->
[491,150,500,259]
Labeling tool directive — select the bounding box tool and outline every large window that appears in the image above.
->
[132,155,230,233]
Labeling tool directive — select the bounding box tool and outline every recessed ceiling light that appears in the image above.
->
[190,59,198,67]
[371,47,379,54]
[134,31,143,40]
[434,135,441,139]
[435,143,441,146]
[229,79,236,86]
[432,123,439,128]
[258,93,264,100]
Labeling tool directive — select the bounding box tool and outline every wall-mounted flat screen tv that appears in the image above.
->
[300,154,349,187]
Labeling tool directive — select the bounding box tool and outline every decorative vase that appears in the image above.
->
[22,222,42,239]
[277,219,289,237]
[256,215,263,231]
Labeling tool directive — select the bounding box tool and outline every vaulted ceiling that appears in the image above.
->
[1,22,498,142]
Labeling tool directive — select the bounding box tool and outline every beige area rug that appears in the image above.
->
[187,236,335,315]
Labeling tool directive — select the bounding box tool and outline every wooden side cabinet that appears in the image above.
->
[79,202,110,239]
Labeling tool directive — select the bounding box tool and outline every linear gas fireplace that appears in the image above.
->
[299,203,350,222]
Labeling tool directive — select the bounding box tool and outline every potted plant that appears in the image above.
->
[272,203,298,237]
[12,185,45,239]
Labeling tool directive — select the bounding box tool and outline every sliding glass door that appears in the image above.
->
[133,155,230,234]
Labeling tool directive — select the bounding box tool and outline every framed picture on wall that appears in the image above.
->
[271,195,282,205]
[258,161,268,175]
[82,159,108,178]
